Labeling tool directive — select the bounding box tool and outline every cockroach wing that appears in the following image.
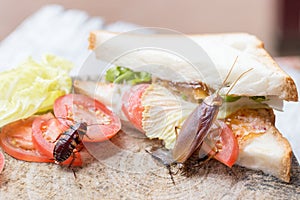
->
[172,103,219,163]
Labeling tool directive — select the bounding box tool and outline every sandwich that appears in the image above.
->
[75,30,298,182]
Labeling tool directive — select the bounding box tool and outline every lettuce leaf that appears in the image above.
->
[218,96,284,119]
[0,55,73,127]
[142,85,197,149]
[106,66,151,85]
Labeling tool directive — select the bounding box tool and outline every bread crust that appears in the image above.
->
[239,126,291,182]
[277,128,292,182]
[89,31,97,50]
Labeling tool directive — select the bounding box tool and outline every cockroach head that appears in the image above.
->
[81,122,88,127]
[203,92,222,107]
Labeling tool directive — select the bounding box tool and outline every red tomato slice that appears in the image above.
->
[53,94,121,142]
[0,151,4,174]
[32,113,82,166]
[203,121,239,167]
[122,84,150,131]
[0,116,52,163]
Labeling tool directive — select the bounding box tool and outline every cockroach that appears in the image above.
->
[53,121,88,165]
[147,58,253,184]
[172,58,253,163]
[172,93,222,163]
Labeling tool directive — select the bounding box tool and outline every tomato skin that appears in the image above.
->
[203,121,239,167]
[54,94,121,142]
[32,113,82,166]
[122,84,150,131]
[0,116,53,163]
[0,151,5,174]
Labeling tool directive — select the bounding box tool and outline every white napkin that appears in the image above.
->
[275,66,300,163]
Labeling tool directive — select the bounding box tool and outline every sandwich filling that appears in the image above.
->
[104,66,285,148]
[102,65,292,182]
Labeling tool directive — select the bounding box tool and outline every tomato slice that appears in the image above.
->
[32,113,82,166]
[203,121,239,167]
[0,116,52,163]
[0,151,4,174]
[122,84,150,131]
[53,94,121,142]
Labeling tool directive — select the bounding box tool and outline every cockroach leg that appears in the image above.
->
[68,152,77,169]
[68,152,78,179]
[51,133,62,143]
[167,165,176,185]
[72,168,77,179]
[202,147,218,164]
[69,144,84,169]
[174,126,181,139]
[172,163,183,175]
[84,133,93,140]
[145,149,176,185]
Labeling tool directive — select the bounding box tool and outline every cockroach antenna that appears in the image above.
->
[222,56,239,87]
[215,56,238,95]
[216,56,253,96]
[225,67,253,96]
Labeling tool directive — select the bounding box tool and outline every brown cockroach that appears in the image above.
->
[52,120,102,178]
[53,122,88,165]
[147,58,252,184]
[172,58,253,163]
[52,117,99,166]
[172,93,222,163]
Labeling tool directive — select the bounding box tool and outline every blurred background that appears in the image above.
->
[0,0,299,56]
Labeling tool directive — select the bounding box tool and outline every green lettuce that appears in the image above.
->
[0,55,73,127]
[218,97,270,119]
[106,66,151,85]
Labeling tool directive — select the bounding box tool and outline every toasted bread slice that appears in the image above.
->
[226,108,291,182]
[89,30,298,101]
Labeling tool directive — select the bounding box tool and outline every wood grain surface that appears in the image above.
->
[1,124,300,200]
